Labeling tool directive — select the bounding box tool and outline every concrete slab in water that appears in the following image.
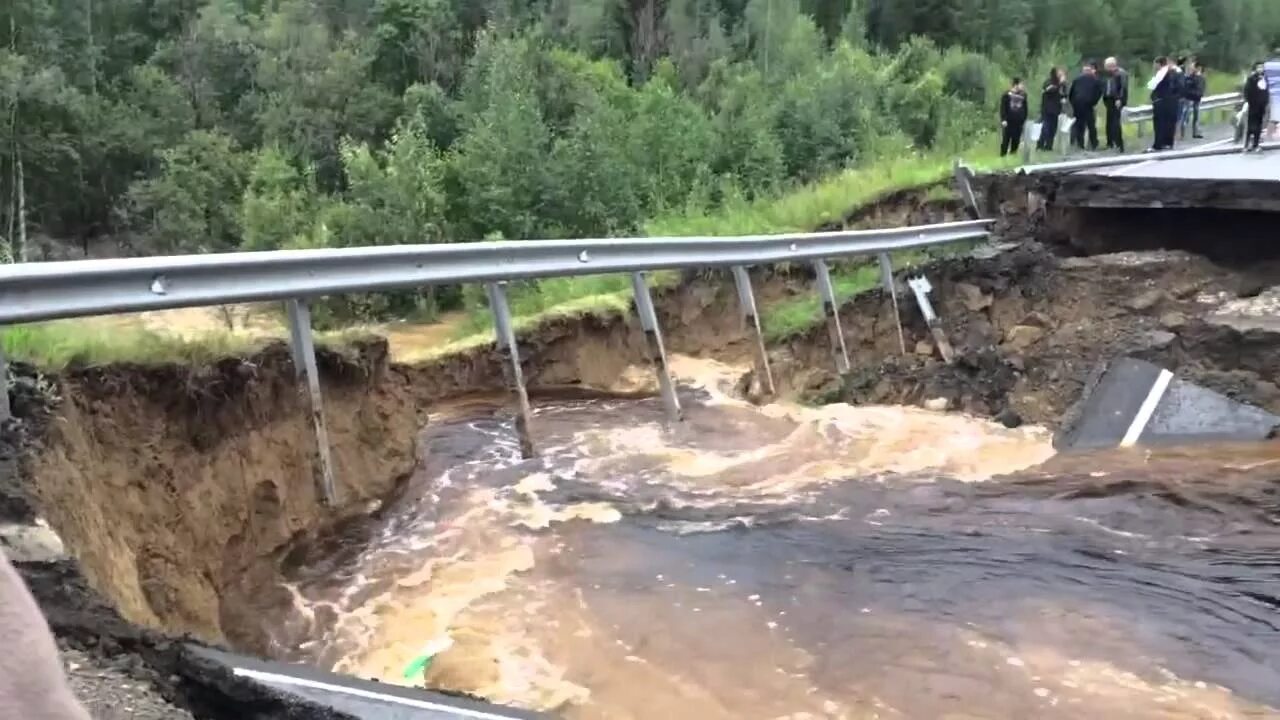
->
[1056,358,1280,450]
[187,645,543,720]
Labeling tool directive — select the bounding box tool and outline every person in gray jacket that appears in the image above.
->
[1103,57,1130,151]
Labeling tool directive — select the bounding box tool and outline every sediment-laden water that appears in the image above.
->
[257,360,1280,719]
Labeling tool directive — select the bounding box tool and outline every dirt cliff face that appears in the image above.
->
[22,340,424,643]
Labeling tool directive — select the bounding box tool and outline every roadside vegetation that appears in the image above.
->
[3,0,1278,368]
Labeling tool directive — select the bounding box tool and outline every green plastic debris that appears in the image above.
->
[401,636,454,682]
[402,653,434,680]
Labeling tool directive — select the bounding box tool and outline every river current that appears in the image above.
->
[257,358,1280,719]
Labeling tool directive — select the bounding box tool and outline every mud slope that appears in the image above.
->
[830,243,1280,429]
[12,340,423,643]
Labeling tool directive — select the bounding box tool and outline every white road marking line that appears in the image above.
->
[1120,369,1174,447]
[232,667,523,719]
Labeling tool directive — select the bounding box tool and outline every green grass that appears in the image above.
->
[2,322,264,370]
[1205,69,1244,96]
[445,271,681,350]
[760,242,979,343]
[645,139,1017,237]
[1,318,368,371]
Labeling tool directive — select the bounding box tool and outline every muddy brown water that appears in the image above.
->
[252,364,1280,719]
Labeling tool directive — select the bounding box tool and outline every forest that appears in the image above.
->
[2,0,1279,284]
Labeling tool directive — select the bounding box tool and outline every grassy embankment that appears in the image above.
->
[3,142,1019,370]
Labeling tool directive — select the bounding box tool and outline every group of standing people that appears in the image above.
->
[998,55,1213,157]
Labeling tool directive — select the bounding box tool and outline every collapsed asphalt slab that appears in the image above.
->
[1055,357,1280,450]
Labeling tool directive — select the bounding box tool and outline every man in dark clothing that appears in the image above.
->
[999,77,1029,156]
[1103,57,1129,151]
[1244,61,1270,151]
[1068,63,1103,150]
[1148,56,1180,151]
[1037,67,1066,151]
[1182,61,1207,139]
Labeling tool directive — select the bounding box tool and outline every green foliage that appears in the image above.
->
[124,130,248,253]
[3,0,1278,329]
[240,146,322,251]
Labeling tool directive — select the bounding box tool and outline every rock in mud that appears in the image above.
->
[994,407,1023,428]
[915,340,935,356]
[955,282,993,312]
[1160,311,1188,329]
[1127,289,1166,311]
[1003,325,1046,351]
[924,397,950,411]
[1019,311,1053,329]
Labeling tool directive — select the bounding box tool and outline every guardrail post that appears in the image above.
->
[485,282,535,459]
[631,272,682,423]
[906,276,955,365]
[731,266,775,397]
[813,259,851,374]
[878,253,907,355]
[0,339,10,422]
[1136,119,1146,139]
[952,161,980,219]
[285,299,337,505]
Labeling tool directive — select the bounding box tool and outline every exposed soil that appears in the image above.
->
[827,243,1280,434]
[7,173,1280,718]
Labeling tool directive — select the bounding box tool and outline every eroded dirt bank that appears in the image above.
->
[6,175,1280,717]
[824,243,1280,431]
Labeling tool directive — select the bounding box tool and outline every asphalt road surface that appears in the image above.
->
[189,646,544,720]
[1084,136,1280,180]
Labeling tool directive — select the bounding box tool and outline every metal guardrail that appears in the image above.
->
[1123,92,1241,123]
[0,221,992,324]
[1018,140,1280,175]
[0,216,992,502]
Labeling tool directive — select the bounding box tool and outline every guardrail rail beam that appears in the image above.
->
[285,299,337,505]
[731,266,775,397]
[630,272,682,423]
[486,283,535,459]
[813,259,851,374]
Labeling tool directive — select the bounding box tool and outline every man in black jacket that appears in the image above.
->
[1148,56,1179,151]
[1244,61,1269,151]
[1103,57,1129,151]
[1037,68,1066,150]
[1069,62,1103,150]
[999,77,1029,156]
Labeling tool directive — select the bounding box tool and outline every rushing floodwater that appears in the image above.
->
[258,360,1280,719]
